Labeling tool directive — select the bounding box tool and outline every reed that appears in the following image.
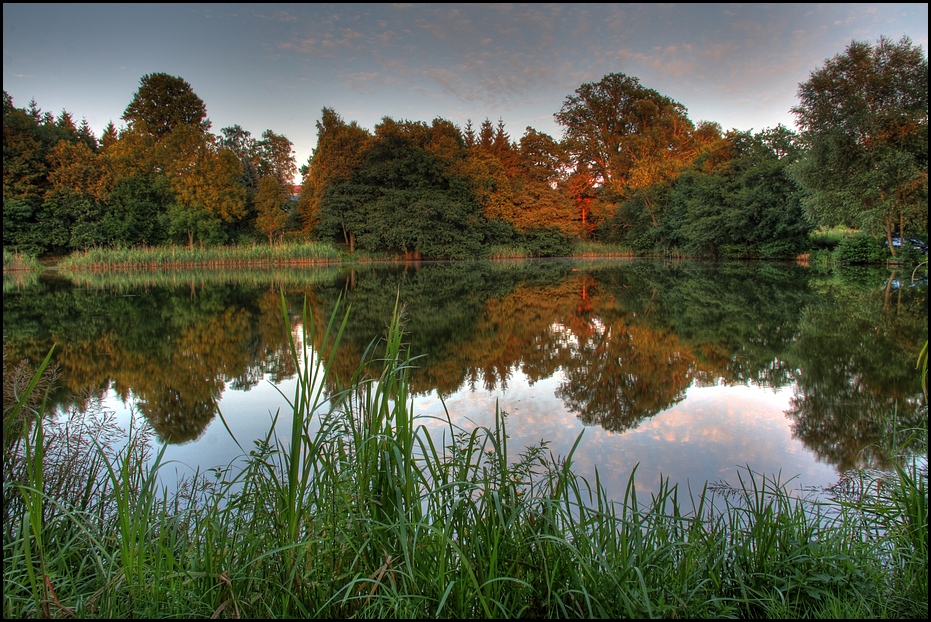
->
[2,298,927,618]
[570,242,636,258]
[61,265,343,291]
[57,242,343,272]
[2,249,43,272]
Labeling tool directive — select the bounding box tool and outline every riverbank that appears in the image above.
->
[5,228,927,274]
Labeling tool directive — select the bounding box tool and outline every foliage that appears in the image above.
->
[671,127,813,258]
[255,174,290,244]
[121,72,211,138]
[519,227,574,258]
[555,72,693,197]
[299,108,373,242]
[833,232,888,264]
[791,36,929,253]
[101,173,171,247]
[604,126,813,258]
[2,49,926,261]
[810,225,856,250]
[311,116,488,259]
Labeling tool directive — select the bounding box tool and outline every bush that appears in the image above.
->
[810,226,855,250]
[520,227,573,257]
[833,232,887,264]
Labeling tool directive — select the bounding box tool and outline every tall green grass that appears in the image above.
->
[3,297,927,618]
[3,249,43,272]
[61,265,343,291]
[58,242,343,272]
[571,242,636,258]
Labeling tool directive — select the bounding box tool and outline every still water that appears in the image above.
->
[3,259,927,501]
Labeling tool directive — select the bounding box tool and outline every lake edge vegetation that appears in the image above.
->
[3,297,927,619]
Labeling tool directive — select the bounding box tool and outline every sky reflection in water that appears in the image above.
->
[5,259,925,504]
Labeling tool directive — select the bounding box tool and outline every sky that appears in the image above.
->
[4,3,928,184]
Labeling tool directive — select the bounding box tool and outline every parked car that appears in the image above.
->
[885,235,928,254]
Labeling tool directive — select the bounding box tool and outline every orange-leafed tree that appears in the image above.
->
[255,174,289,245]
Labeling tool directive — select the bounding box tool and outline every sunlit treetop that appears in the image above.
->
[122,73,211,139]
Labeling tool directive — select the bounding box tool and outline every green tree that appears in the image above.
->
[102,173,171,246]
[4,91,52,203]
[2,197,44,254]
[122,73,211,138]
[791,36,928,253]
[664,127,813,258]
[160,201,226,249]
[316,116,485,259]
[38,189,105,253]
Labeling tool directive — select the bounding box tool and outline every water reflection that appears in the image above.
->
[2,260,926,476]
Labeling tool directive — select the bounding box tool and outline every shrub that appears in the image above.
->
[520,227,573,257]
[833,232,887,264]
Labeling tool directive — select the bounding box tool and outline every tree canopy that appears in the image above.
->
[122,73,211,138]
[3,44,925,262]
[791,35,928,251]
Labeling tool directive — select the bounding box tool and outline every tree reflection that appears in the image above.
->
[786,268,927,470]
[2,275,297,443]
[558,321,694,432]
[1,261,925,472]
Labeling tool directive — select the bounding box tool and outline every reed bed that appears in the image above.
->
[488,245,533,260]
[3,298,927,618]
[58,242,343,272]
[571,242,637,258]
[3,249,43,272]
[61,265,344,291]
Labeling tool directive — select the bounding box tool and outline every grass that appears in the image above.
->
[571,242,637,258]
[57,242,344,271]
[3,249,43,272]
[2,297,928,618]
[810,225,858,251]
[61,264,344,291]
[44,240,645,272]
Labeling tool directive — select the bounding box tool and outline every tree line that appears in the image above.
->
[3,35,926,260]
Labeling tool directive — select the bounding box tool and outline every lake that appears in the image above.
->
[3,258,927,503]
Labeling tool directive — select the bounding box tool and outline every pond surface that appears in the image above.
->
[3,259,927,502]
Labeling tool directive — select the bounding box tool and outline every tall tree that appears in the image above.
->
[99,122,119,150]
[122,73,211,138]
[555,73,708,234]
[3,91,50,202]
[219,124,260,190]
[256,129,297,188]
[299,107,372,240]
[791,36,928,252]
[668,127,812,258]
[255,174,289,245]
[555,73,693,196]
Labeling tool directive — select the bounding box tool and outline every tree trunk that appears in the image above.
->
[885,217,896,257]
